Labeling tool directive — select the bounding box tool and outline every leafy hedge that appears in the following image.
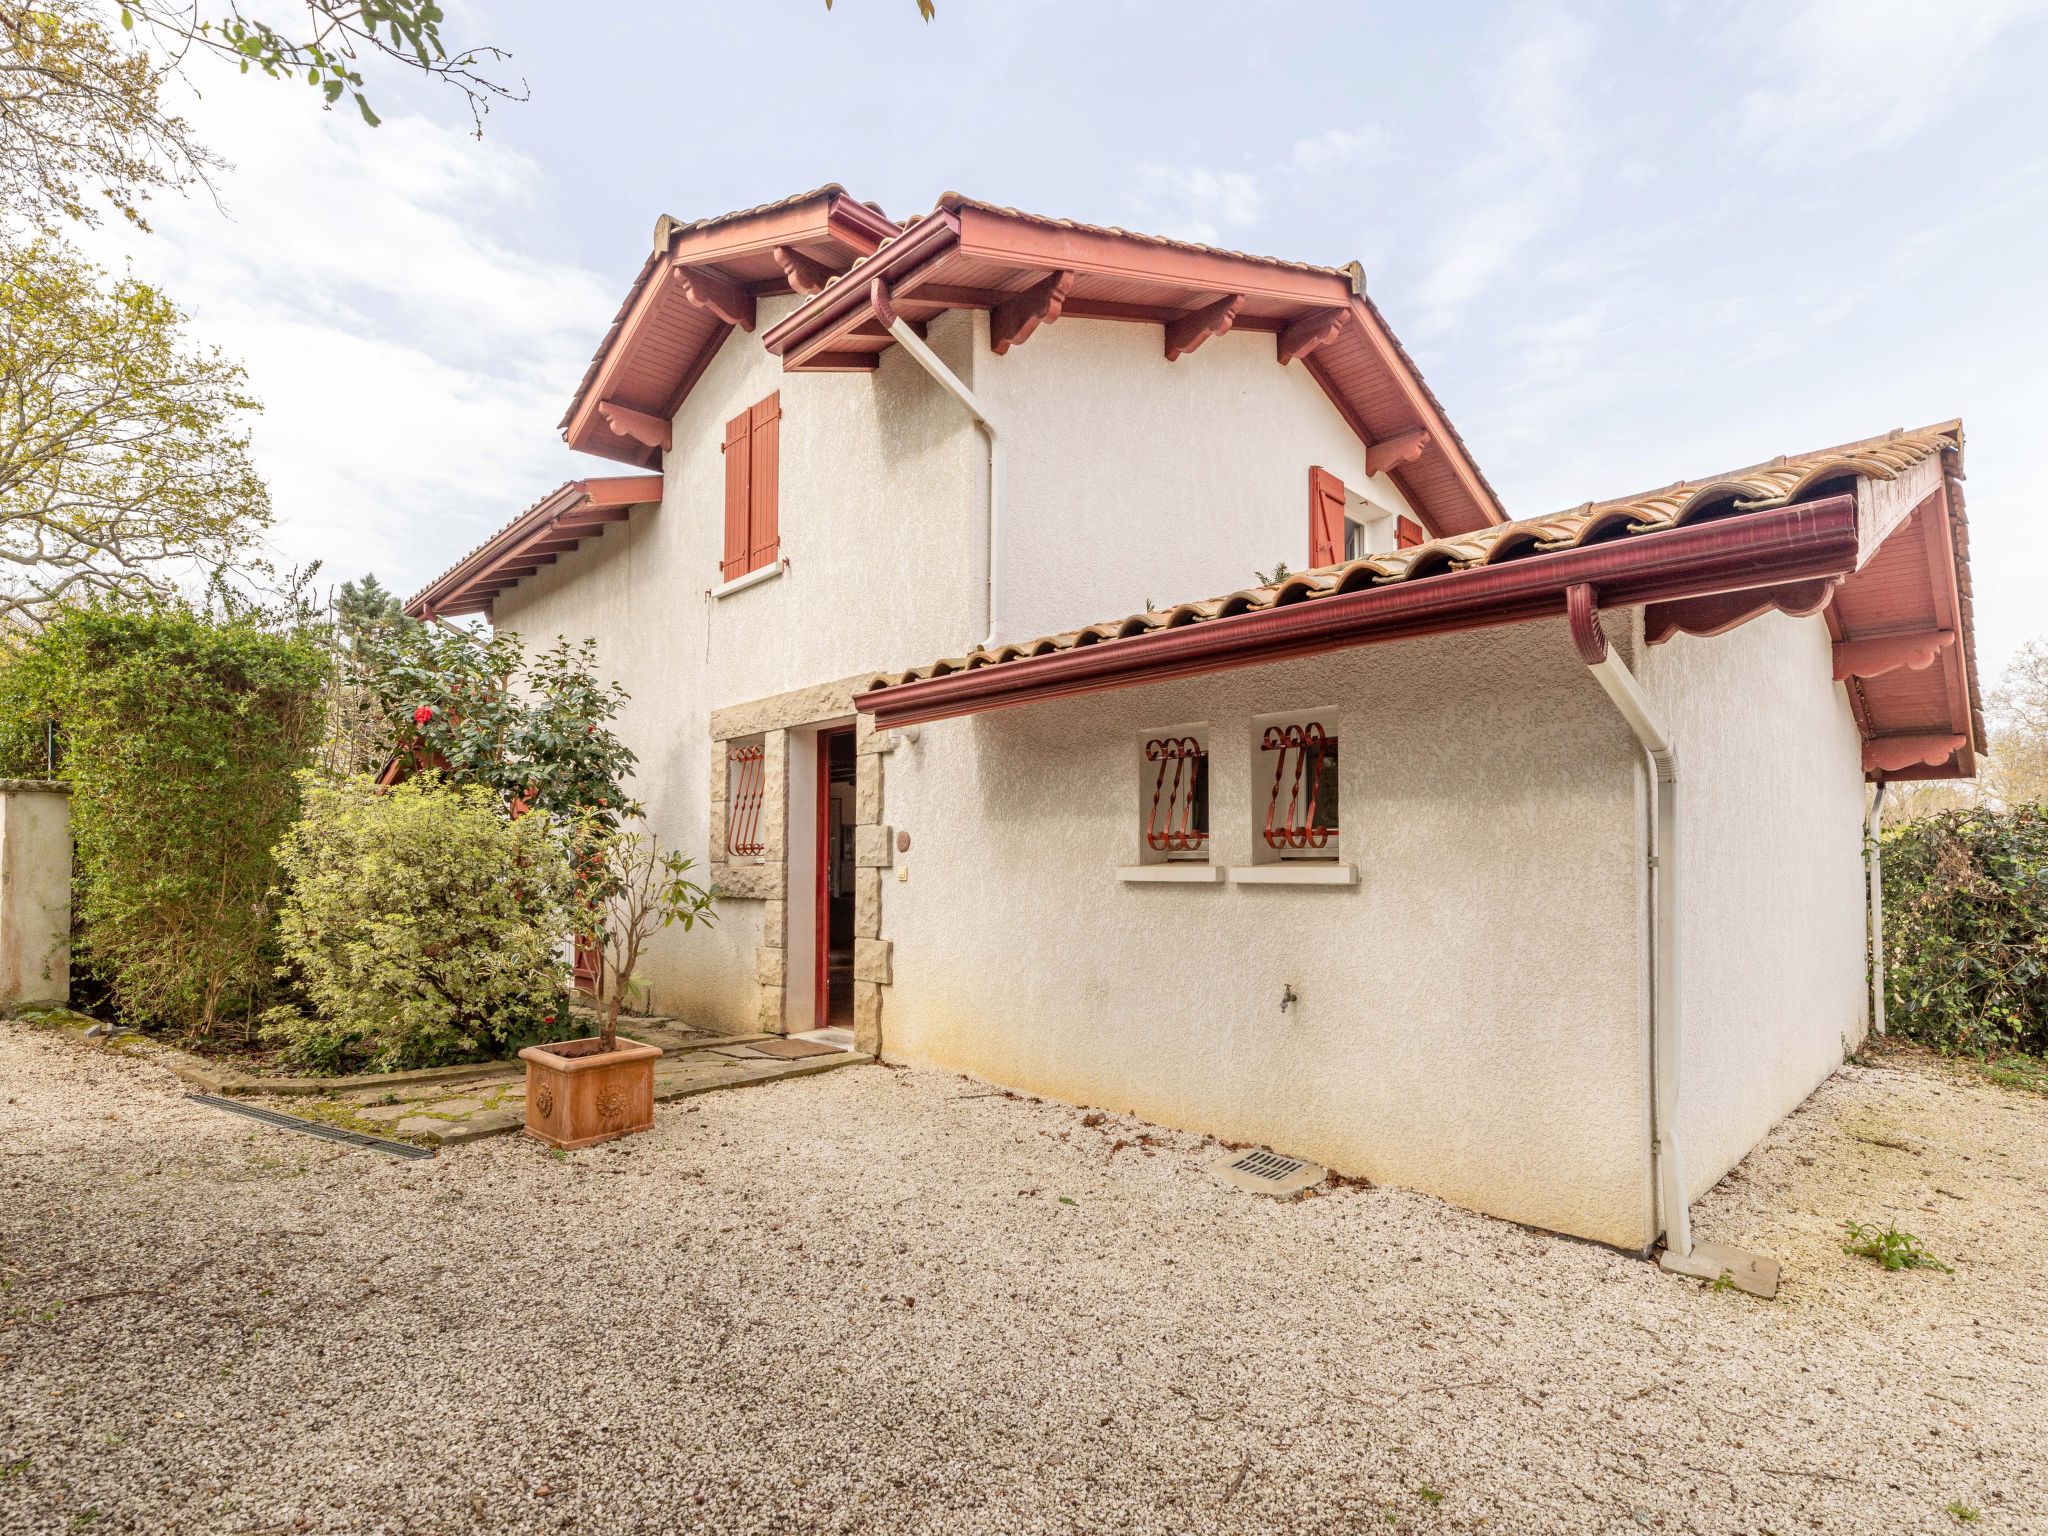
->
[1882,805,2048,1056]
[268,774,574,1073]
[0,605,326,1037]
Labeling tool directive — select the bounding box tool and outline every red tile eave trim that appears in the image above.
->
[763,203,1504,533]
[761,210,963,358]
[404,475,662,619]
[857,496,1862,730]
[564,192,901,461]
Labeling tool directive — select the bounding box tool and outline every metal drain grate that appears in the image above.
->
[1228,1149,1308,1182]
[188,1094,436,1159]
[1208,1146,1327,1197]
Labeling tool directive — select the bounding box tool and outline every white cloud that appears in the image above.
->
[1728,0,2048,165]
[1126,162,1264,245]
[1413,5,1596,334]
[83,78,615,604]
[1289,126,1392,173]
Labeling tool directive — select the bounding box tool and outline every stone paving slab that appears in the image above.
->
[257,1044,872,1149]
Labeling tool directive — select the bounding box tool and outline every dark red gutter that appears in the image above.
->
[857,495,1861,729]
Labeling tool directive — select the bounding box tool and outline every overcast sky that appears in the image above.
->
[94,0,2048,680]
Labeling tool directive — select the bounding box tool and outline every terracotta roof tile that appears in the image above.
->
[559,184,874,434]
[867,422,1966,690]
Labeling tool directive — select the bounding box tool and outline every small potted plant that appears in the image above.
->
[521,818,718,1149]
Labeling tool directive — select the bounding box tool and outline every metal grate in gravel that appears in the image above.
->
[1209,1146,1326,1197]
[187,1093,436,1159]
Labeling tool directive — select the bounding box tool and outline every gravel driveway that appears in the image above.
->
[2,1024,2043,1536]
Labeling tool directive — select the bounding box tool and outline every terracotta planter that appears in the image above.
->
[518,1036,663,1150]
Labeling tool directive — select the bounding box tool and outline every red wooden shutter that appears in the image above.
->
[1396,515,1426,550]
[1308,466,1346,568]
[748,391,780,572]
[721,408,752,580]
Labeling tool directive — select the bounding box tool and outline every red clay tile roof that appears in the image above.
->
[862,422,1980,779]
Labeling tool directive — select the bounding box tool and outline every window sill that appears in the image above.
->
[711,560,784,600]
[1117,864,1225,884]
[1229,862,1357,886]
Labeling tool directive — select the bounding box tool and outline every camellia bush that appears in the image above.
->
[351,622,637,821]
[269,774,575,1073]
[0,604,326,1036]
[1882,805,2048,1057]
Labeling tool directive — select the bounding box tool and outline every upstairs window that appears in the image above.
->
[721,392,781,581]
[1142,732,1210,862]
[1258,716,1339,860]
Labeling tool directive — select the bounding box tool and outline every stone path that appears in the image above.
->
[257,1018,868,1147]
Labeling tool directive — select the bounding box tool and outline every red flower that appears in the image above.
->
[412,705,434,726]
[543,1015,555,1025]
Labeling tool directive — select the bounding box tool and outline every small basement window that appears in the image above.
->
[1140,730,1210,862]
[726,736,766,861]
[1255,714,1339,861]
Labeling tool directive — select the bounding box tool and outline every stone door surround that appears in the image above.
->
[708,674,892,1054]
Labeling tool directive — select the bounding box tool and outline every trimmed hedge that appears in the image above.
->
[1883,805,2048,1057]
[0,606,326,1036]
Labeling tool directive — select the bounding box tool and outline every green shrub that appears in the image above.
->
[269,774,574,1072]
[0,605,326,1036]
[1882,806,2048,1057]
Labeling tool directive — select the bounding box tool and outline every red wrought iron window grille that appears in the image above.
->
[1261,721,1339,858]
[1144,736,1210,860]
[726,741,766,859]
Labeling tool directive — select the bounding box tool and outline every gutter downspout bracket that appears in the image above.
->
[1567,583,1779,1300]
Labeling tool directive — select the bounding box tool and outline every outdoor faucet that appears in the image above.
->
[1280,984,1298,1014]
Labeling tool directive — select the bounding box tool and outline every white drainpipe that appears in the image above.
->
[1569,587,1691,1262]
[1866,781,1888,1036]
[873,280,1006,651]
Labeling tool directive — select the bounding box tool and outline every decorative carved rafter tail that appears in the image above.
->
[1276,307,1348,367]
[772,245,836,296]
[990,269,1076,355]
[597,401,672,455]
[1643,578,1839,646]
[1365,428,1431,478]
[671,264,756,331]
[1831,629,1955,681]
[1163,293,1243,361]
[1863,734,1966,774]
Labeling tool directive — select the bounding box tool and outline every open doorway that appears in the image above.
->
[817,727,857,1030]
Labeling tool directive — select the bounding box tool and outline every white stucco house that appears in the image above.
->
[409,186,1983,1257]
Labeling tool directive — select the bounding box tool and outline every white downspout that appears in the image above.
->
[1866,781,1888,1036]
[1568,586,1692,1262]
[871,279,1005,651]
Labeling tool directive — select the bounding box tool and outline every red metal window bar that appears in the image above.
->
[1145,736,1209,855]
[1263,722,1339,852]
[727,742,766,858]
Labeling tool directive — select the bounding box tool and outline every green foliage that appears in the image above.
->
[0,237,270,623]
[335,572,402,640]
[1947,1502,1981,1523]
[353,622,636,822]
[1881,806,2048,1057]
[269,773,574,1073]
[1841,1220,1952,1274]
[573,816,717,1050]
[4,603,325,1035]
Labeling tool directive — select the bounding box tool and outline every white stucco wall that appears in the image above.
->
[977,313,1420,641]
[494,297,988,1026]
[874,621,1657,1248]
[1637,610,1871,1201]
[489,304,1426,1028]
[0,783,72,1009]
